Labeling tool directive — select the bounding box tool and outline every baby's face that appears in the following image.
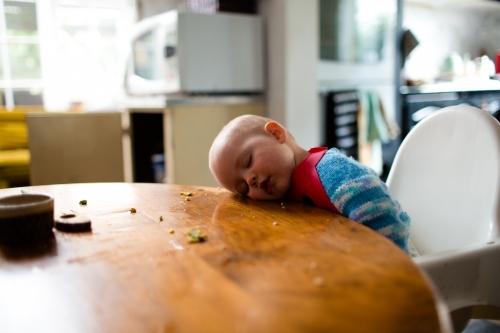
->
[211,128,296,200]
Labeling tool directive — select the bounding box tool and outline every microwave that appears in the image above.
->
[125,10,264,95]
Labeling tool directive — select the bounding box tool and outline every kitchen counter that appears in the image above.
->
[124,95,264,112]
[401,79,500,94]
[399,81,500,142]
[166,94,264,106]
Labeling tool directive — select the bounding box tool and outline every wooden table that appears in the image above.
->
[0,183,449,333]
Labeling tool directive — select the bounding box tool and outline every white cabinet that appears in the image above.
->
[127,97,265,187]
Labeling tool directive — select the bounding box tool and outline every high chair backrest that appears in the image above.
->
[386,105,500,255]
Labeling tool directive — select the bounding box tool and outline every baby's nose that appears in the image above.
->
[246,173,257,187]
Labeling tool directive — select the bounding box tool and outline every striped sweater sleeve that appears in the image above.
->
[316,149,411,252]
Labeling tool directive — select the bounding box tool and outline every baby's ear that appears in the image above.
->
[264,121,287,143]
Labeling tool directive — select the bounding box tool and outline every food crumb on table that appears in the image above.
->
[273,221,278,226]
[180,192,193,196]
[169,228,174,234]
[130,207,137,213]
[187,229,207,243]
[79,199,87,205]
[159,216,163,222]
[313,276,325,286]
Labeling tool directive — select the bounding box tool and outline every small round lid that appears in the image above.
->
[55,213,92,232]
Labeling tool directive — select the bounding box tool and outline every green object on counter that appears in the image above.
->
[358,89,390,144]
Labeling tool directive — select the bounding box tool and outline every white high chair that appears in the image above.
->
[386,105,500,332]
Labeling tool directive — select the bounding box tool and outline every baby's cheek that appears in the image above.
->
[277,178,291,194]
[249,193,265,200]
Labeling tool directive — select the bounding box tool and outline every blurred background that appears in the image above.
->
[1,0,500,188]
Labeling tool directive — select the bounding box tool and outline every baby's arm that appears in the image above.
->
[317,149,411,252]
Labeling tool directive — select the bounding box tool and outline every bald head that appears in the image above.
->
[209,115,275,179]
[213,115,273,145]
[208,115,304,200]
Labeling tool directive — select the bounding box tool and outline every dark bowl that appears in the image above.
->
[0,193,55,243]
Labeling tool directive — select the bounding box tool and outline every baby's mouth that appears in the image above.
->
[260,178,272,195]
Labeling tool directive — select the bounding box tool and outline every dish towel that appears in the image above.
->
[357,89,400,173]
[357,88,391,144]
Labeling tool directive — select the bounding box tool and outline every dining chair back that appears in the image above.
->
[27,112,125,185]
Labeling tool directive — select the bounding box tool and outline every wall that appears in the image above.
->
[403,1,500,82]
[259,0,319,148]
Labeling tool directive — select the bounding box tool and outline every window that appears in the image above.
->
[0,0,136,110]
[0,0,42,107]
[320,0,396,64]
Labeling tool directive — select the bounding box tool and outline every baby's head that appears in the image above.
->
[209,115,305,200]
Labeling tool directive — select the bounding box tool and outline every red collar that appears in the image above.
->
[287,147,339,213]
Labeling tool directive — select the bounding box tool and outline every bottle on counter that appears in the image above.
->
[475,55,496,79]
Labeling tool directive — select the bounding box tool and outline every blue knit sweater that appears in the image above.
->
[316,149,411,252]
